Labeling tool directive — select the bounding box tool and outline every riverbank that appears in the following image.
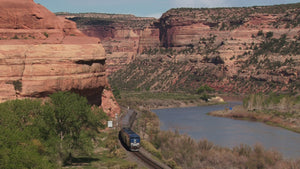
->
[116,91,226,110]
[136,107,300,168]
[209,105,300,134]
[118,92,300,168]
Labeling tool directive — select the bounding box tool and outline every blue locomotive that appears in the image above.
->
[120,128,140,151]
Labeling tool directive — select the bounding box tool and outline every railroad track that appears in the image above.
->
[132,151,164,169]
[119,109,168,169]
[119,134,166,169]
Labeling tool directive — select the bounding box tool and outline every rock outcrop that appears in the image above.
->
[0,0,108,106]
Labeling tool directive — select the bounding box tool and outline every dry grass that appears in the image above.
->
[151,130,300,169]
[209,105,300,133]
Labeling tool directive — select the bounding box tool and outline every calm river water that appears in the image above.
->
[152,103,300,159]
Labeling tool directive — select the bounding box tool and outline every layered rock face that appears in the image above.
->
[157,6,300,92]
[61,4,299,93]
[0,0,107,105]
[88,4,299,93]
[63,14,160,74]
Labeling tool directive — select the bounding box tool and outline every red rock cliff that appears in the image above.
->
[63,14,160,75]
[74,4,300,93]
[157,6,300,92]
[0,0,107,106]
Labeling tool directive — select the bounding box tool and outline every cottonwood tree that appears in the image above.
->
[0,92,107,168]
[36,91,107,166]
[0,99,55,169]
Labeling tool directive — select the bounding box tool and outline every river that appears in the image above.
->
[152,103,300,159]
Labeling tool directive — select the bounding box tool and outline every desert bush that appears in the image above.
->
[112,86,121,99]
[265,31,274,39]
[148,129,297,169]
[196,85,215,94]
[43,32,49,38]
[257,30,264,36]
[141,140,162,160]
[12,80,22,91]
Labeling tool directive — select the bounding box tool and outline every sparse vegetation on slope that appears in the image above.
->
[67,14,156,29]
[109,57,224,93]
[162,3,300,31]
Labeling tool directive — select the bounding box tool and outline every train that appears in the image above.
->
[120,128,140,151]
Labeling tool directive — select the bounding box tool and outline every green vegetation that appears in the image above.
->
[257,30,264,36]
[12,80,22,92]
[142,47,177,55]
[243,32,299,82]
[112,86,121,99]
[138,35,219,57]
[196,85,215,94]
[0,92,108,168]
[69,17,115,26]
[141,140,162,160]
[43,32,49,38]
[114,91,216,110]
[253,34,300,57]
[68,15,155,29]
[109,58,222,93]
[11,35,19,39]
[243,93,299,114]
[196,85,216,102]
[164,3,300,31]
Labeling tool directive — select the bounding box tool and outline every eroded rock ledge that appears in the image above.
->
[0,0,107,106]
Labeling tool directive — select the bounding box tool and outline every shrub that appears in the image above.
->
[11,35,19,39]
[112,87,121,99]
[141,140,162,160]
[196,85,215,94]
[265,31,273,39]
[43,32,49,38]
[257,30,264,36]
[12,80,22,92]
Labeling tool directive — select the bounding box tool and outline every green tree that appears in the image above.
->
[0,92,108,168]
[36,91,107,165]
[0,99,55,169]
[196,85,215,94]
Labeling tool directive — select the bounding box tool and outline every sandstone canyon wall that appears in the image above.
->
[0,0,109,107]
[154,6,300,93]
[62,13,160,75]
[65,4,300,93]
